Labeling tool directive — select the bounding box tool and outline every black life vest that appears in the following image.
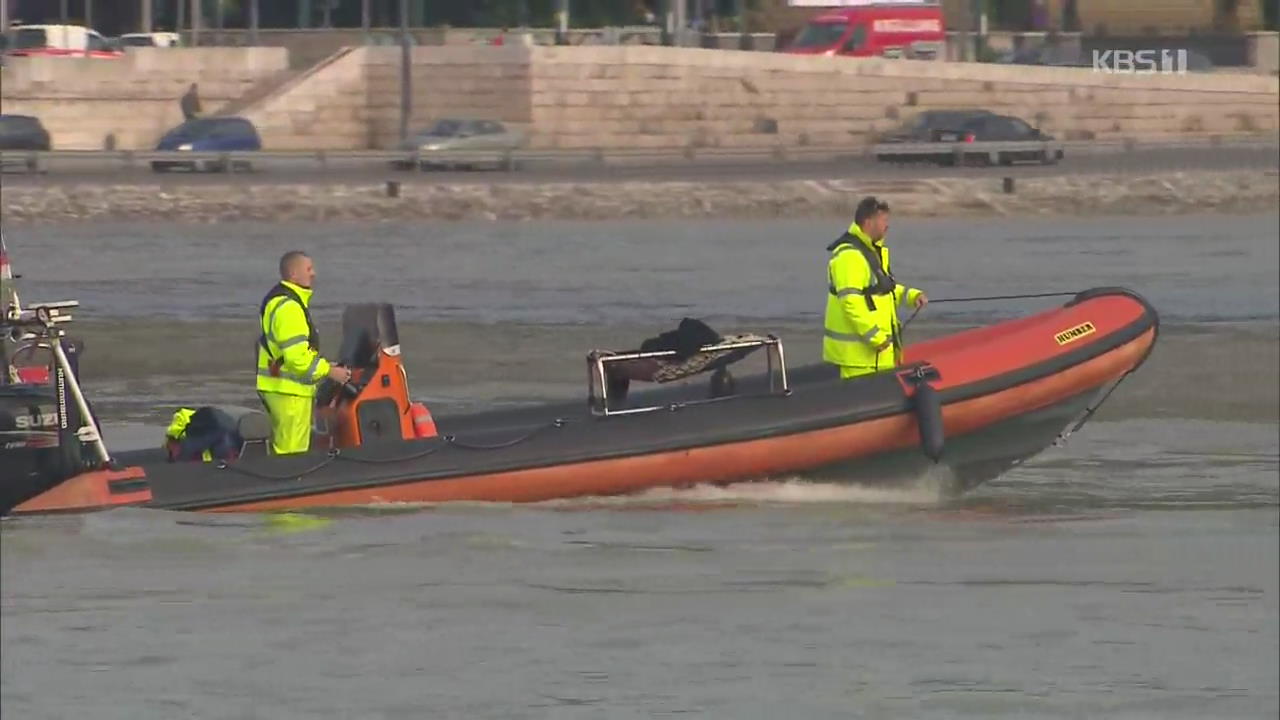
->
[258,283,319,358]
[826,233,897,311]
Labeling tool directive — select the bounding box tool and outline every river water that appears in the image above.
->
[2,214,1277,719]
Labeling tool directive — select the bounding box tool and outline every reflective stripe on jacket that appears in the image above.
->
[255,280,330,397]
[823,221,921,374]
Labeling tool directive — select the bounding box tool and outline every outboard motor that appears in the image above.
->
[0,340,90,509]
[313,303,435,450]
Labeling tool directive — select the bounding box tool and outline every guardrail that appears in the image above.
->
[0,135,1275,175]
[871,140,1068,166]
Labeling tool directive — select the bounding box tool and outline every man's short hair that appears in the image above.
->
[854,196,890,225]
[279,250,309,279]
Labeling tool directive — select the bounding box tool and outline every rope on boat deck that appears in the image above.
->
[901,290,1084,333]
[927,291,1084,304]
[213,419,569,481]
[329,443,446,465]
[215,452,339,481]
[443,417,569,451]
[216,444,446,481]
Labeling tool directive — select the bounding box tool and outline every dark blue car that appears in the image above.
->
[152,116,262,173]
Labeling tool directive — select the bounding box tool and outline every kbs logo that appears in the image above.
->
[1092,49,1188,75]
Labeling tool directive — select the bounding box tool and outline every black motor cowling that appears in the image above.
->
[0,383,85,512]
[0,341,89,512]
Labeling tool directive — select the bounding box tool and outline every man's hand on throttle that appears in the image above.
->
[328,365,352,384]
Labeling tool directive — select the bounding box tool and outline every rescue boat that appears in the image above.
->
[2,273,1157,516]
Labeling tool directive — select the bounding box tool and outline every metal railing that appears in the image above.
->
[871,140,1068,165]
[0,135,1275,175]
[586,335,790,417]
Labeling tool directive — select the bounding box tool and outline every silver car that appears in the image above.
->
[394,118,525,171]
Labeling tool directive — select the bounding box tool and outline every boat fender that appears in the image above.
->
[913,382,944,462]
[409,402,438,439]
[903,365,944,462]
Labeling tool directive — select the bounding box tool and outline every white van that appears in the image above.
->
[5,24,121,58]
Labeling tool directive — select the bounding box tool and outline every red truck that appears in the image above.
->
[782,0,946,60]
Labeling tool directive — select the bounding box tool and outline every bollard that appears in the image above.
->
[1003,177,1015,194]
[385,180,400,198]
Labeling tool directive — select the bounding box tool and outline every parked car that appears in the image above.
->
[876,112,1063,166]
[933,114,1063,165]
[393,118,525,171]
[877,109,997,143]
[152,116,262,173]
[118,32,182,48]
[0,115,52,173]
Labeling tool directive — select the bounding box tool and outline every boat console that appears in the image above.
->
[313,303,433,450]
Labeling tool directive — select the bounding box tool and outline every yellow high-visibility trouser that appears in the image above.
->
[259,391,314,455]
[839,365,877,380]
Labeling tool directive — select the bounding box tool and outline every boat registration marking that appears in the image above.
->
[1055,321,1097,345]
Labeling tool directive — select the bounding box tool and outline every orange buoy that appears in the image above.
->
[409,402,437,438]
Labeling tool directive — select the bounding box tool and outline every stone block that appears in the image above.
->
[620,134,693,150]
[715,134,787,149]
[911,90,1000,108]
[844,90,912,108]
[824,103,894,121]
[782,119,867,136]
[795,130,866,147]
[552,134,615,149]
[833,74,906,93]
[523,133,558,149]
[531,63,587,81]
[991,90,1074,106]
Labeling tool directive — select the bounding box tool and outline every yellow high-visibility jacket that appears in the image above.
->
[255,281,329,397]
[823,222,922,376]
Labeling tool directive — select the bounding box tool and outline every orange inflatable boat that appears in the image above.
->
[2,288,1157,516]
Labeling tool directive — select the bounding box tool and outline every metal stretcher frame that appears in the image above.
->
[586,335,791,417]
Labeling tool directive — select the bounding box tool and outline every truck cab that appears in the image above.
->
[782,0,945,60]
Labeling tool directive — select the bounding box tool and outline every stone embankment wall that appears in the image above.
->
[213,45,1280,151]
[516,46,1279,150]
[0,48,289,150]
[3,46,1276,152]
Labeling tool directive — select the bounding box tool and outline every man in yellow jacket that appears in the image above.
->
[256,251,350,455]
[824,197,928,379]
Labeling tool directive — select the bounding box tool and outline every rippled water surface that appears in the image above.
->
[3,214,1277,719]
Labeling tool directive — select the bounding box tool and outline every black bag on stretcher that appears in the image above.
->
[163,406,247,463]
